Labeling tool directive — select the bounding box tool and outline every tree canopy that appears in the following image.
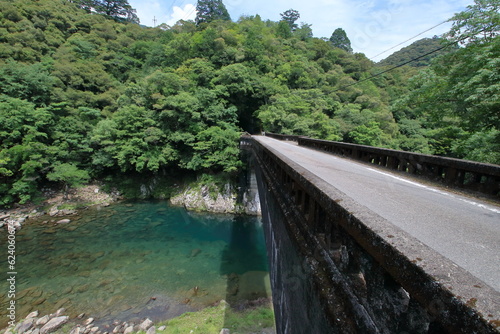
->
[280,9,300,31]
[0,0,498,206]
[329,28,352,53]
[195,0,231,26]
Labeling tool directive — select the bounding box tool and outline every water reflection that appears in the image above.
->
[0,202,271,329]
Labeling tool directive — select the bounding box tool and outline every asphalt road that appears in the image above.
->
[255,136,500,291]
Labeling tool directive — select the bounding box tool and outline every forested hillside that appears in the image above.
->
[378,37,456,67]
[0,0,498,207]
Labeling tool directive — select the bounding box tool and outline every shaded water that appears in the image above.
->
[0,201,270,328]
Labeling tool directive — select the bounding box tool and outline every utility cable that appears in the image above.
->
[180,1,197,21]
[369,20,449,60]
[336,26,489,91]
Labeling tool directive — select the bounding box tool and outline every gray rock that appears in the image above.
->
[49,207,59,217]
[17,319,35,334]
[36,315,50,326]
[220,329,230,334]
[31,329,40,334]
[70,327,81,334]
[89,327,99,334]
[157,326,166,331]
[56,219,71,224]
[138,319,153,332]
[40,316,69,334]
[146,326,156,334]
[112,325,122,334]
[84,318,94,326]
[61,209,76,215]
[123,326,134,334]
[25,311,39,319]
[55,308,66,316]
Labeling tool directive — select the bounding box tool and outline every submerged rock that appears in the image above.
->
[189,248,202,258]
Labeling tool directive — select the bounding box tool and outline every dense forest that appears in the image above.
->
[0,0,498,206]
[378,37,457,67]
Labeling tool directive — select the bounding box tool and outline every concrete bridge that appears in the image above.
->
[241,134,500,334]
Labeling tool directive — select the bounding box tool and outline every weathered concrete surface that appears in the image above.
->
[248,135,500,333]
[256,136,500,291]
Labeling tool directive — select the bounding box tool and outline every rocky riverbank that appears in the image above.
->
[169,173,261,216]
[0,185,119,231]
[2,300,275,334]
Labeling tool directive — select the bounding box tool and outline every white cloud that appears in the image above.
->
[166,4,197,26]
[129,0,472,59]
[128,0,164,26]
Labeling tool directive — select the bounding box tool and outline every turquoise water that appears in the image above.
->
[0,202,270,328]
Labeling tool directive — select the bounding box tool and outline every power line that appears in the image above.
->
[336,27,489,92]
[369,20,449,60]
[180,1,197,21]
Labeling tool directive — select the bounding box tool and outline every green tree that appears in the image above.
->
[329,28,352,53]
[46,163,90,199]
[446,0,500,45]
[392,0,500,162]
[280,9,300,31]
[195,0,231,26]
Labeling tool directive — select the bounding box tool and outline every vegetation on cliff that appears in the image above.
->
[0,0,498,206]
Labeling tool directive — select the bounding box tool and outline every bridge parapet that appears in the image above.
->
[264,133,500,198]
[243,135,500,333]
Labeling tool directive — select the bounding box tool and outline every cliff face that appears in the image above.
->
[169,176,261,216]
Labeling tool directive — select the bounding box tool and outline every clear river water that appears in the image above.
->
[0,201,271,328]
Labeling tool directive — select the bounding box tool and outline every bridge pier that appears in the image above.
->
[242,135,500,334]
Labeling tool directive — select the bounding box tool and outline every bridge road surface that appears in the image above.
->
[254,136,500,292]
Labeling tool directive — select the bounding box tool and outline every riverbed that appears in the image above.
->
[0,201,271,328]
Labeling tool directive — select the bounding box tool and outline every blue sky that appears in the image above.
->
[128,0,472,61]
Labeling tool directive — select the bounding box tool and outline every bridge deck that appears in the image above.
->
[255,136,500,292]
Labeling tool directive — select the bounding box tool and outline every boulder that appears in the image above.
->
[40,316,69,334]
[56,219,71,224]
[123,326,134,334]
[26,311,39,319]
[17,319,35,334]
[36,315,50,326]
[157,326,166,331]
[146,326,156,334]
[69,327,81,334]
[220,329,230,334]
[138,319,153,332]
[48,207,59,217]
[83,318,94,326]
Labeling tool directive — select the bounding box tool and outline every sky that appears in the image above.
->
[127,0,473,61]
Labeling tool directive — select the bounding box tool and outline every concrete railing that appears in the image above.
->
[264,133,500,198]
[243,134,500,333]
